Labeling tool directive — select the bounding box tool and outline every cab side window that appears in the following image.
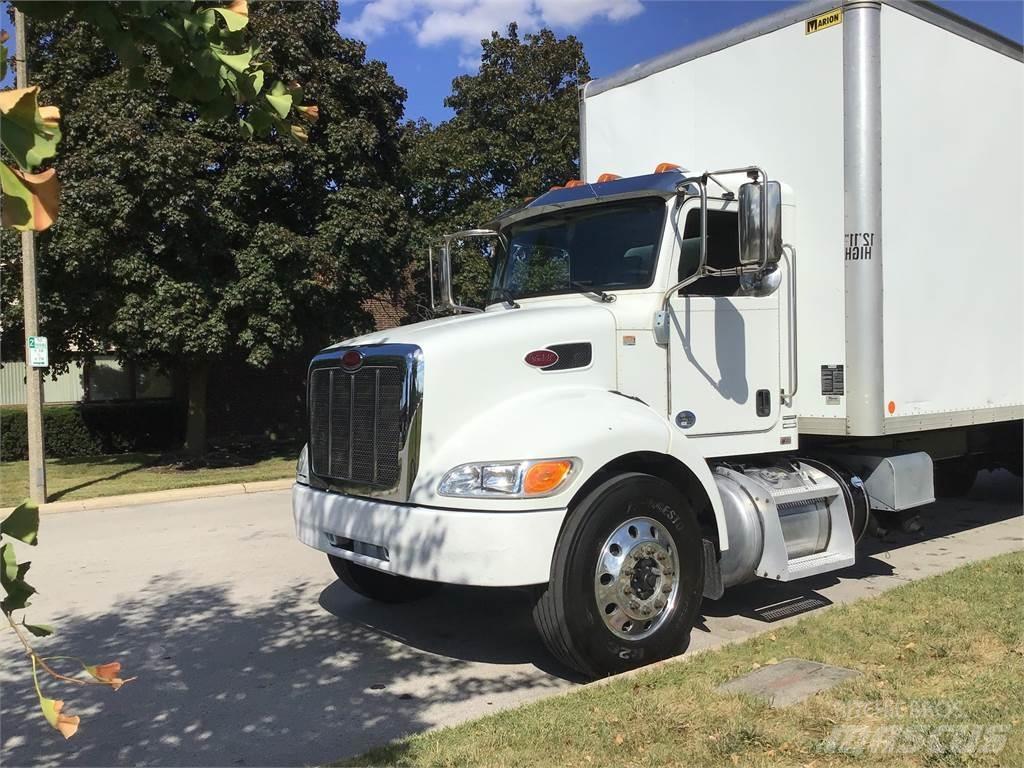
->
[677,209,741,296]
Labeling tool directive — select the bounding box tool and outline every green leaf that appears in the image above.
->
[1,499,39,545]
[0,162,59,231]
[0,87,61,170]
[265,91,292,120]
[250,70,265,96]
[1,542,17,583]
[0,544,35,615]
[0,163,32,230]
[213,8,249,33]
[213,47,253,74]
[246,106,273,135]
[139,16,186,48]
[23,620,54,637]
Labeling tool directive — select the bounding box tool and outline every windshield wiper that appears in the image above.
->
[570,281,616,303]
[500,289,520,309]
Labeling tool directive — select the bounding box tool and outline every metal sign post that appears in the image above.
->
[15,9,47,503]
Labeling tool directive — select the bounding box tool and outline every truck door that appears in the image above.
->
[666,199,782,437]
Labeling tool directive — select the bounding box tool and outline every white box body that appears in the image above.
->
[581,0,1023,437]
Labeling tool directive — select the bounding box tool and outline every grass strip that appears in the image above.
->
[350,551,1024,768]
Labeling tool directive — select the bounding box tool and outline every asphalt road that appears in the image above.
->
[1,471,1021,767]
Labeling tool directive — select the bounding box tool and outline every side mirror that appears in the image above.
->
[738,180,782,267]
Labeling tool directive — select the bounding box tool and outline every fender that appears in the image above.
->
[409,386,729,550]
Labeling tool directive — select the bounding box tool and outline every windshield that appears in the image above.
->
[489,198,666,303]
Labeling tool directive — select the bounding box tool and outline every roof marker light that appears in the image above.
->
[564,179,586,188]
[654,162,681,174]
[596,173,621,183]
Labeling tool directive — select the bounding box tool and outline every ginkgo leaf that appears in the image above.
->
[213,48,253,74]
[213,8,249,32]
[85,661,129,690]
[0,164,60,232]
[1,499,40,545]
[266,92,292,119]
[0,87,62,170]
[38,696,79,739]
[23,621,54,637]
[296,104,319,122]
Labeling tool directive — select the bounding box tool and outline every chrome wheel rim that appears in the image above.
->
[594,516,680,640]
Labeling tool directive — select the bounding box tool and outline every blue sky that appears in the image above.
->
[340,0,1024,124]
[2,1,1021,119]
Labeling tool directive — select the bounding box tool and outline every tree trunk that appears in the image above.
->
[184,361,209,457]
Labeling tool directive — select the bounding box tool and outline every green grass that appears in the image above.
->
[0,448,296,507]
[350,552,1024,768]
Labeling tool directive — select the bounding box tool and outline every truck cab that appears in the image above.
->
[293,166,872,677]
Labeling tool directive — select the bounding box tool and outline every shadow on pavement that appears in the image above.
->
[0,576,567,768]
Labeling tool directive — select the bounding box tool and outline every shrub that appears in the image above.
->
[0,402,185,461]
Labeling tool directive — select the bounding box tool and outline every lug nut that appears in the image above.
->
[662,584,672,594]
[623,586,632,595]
[654,598,665,609]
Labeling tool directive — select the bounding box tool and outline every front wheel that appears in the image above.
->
[328,555,439,603]
[532,473,704,678]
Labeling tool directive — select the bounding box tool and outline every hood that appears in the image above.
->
[325,304,619,479]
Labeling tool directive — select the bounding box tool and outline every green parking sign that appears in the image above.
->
[28,336,48,368]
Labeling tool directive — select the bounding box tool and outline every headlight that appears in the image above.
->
[296,444,310,485]
[438,458,578,498]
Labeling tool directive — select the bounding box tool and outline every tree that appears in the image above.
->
[2,0,315,233]
[403,24,589,310]
[1,1,409,453]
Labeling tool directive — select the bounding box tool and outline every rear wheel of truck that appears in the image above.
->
[532,473,704,678]
[328,556,439,603]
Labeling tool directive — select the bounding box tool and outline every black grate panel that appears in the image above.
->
[309,364,406,486]
[309,369,332,477]
[374,368,404,486]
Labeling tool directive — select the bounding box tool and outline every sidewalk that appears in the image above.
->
[0,478,293,516]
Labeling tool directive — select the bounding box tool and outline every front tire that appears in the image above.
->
[532,473,704,678]
[328,555,439,603]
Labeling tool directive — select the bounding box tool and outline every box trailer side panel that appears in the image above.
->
[582,17,847,425]
[879,5,1024,432]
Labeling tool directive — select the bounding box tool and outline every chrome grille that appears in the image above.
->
[309,364,406,487]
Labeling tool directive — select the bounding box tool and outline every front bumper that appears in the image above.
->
[292,483,567,587]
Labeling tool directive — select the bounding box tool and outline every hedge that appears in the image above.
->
[0,401,186,461]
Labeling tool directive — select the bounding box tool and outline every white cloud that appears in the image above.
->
[341,0,645,62]
[535,0,642,28]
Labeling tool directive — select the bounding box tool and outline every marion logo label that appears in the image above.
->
[806,8,843,35]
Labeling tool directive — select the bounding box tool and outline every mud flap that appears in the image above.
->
[702,538,724,599]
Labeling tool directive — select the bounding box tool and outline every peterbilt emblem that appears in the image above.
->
[525,349,560,368]
[340,349,364,371]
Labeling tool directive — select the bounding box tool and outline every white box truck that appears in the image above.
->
[293,0,1023,677]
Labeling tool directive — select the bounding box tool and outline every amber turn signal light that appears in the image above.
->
[523,460,574,495]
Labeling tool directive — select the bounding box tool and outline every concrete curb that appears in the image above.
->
[1,478,293,516]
